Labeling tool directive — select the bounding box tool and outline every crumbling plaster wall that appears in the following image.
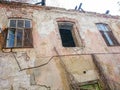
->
[0,3,120,90]
[94,54,120,90]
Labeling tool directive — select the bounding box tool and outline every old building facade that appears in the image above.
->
[0,1,120,90]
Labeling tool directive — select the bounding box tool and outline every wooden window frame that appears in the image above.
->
[3,19,33,48]
[71,80,102,90]
[96,23,119,46]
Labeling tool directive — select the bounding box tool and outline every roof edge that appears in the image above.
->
[0,1,120,19]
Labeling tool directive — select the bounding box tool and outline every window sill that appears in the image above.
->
[2,47,34,53]
[62,45,85,48]
[61,46,85,50]
[107,45,120,47]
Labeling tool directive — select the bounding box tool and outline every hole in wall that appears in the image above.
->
[83,71,86,74]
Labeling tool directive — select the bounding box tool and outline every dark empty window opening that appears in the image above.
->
[58,22,76,47]
[96,23,119,46]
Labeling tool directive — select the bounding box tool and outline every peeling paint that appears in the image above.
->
[0,1,120,90]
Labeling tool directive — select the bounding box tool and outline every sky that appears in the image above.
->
[45,0,120,15]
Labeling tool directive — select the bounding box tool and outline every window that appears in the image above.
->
[5,19,33,48]
[96,23,119,46]
[58,22,77,47]
[71,81,102,90]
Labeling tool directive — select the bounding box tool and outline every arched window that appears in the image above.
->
[57,21,83,47]
[56,17,83,47]
[58,22,76,47]
[96,23,119,46]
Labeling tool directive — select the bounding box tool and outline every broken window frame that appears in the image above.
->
[96,23,119,46]
[58,21,82,47]
[4,19,33,48]
[70,80,102,90]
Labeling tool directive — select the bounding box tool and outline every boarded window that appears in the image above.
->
[5,19,33,48]
[58,22,77,47]
[96,23,119,46]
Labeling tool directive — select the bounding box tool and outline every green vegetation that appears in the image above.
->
[80,83,101,90]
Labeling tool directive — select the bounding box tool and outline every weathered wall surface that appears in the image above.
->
[0,2,120,90]
[94,54,120,90]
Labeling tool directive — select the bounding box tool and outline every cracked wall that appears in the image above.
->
[0,2,120,90]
